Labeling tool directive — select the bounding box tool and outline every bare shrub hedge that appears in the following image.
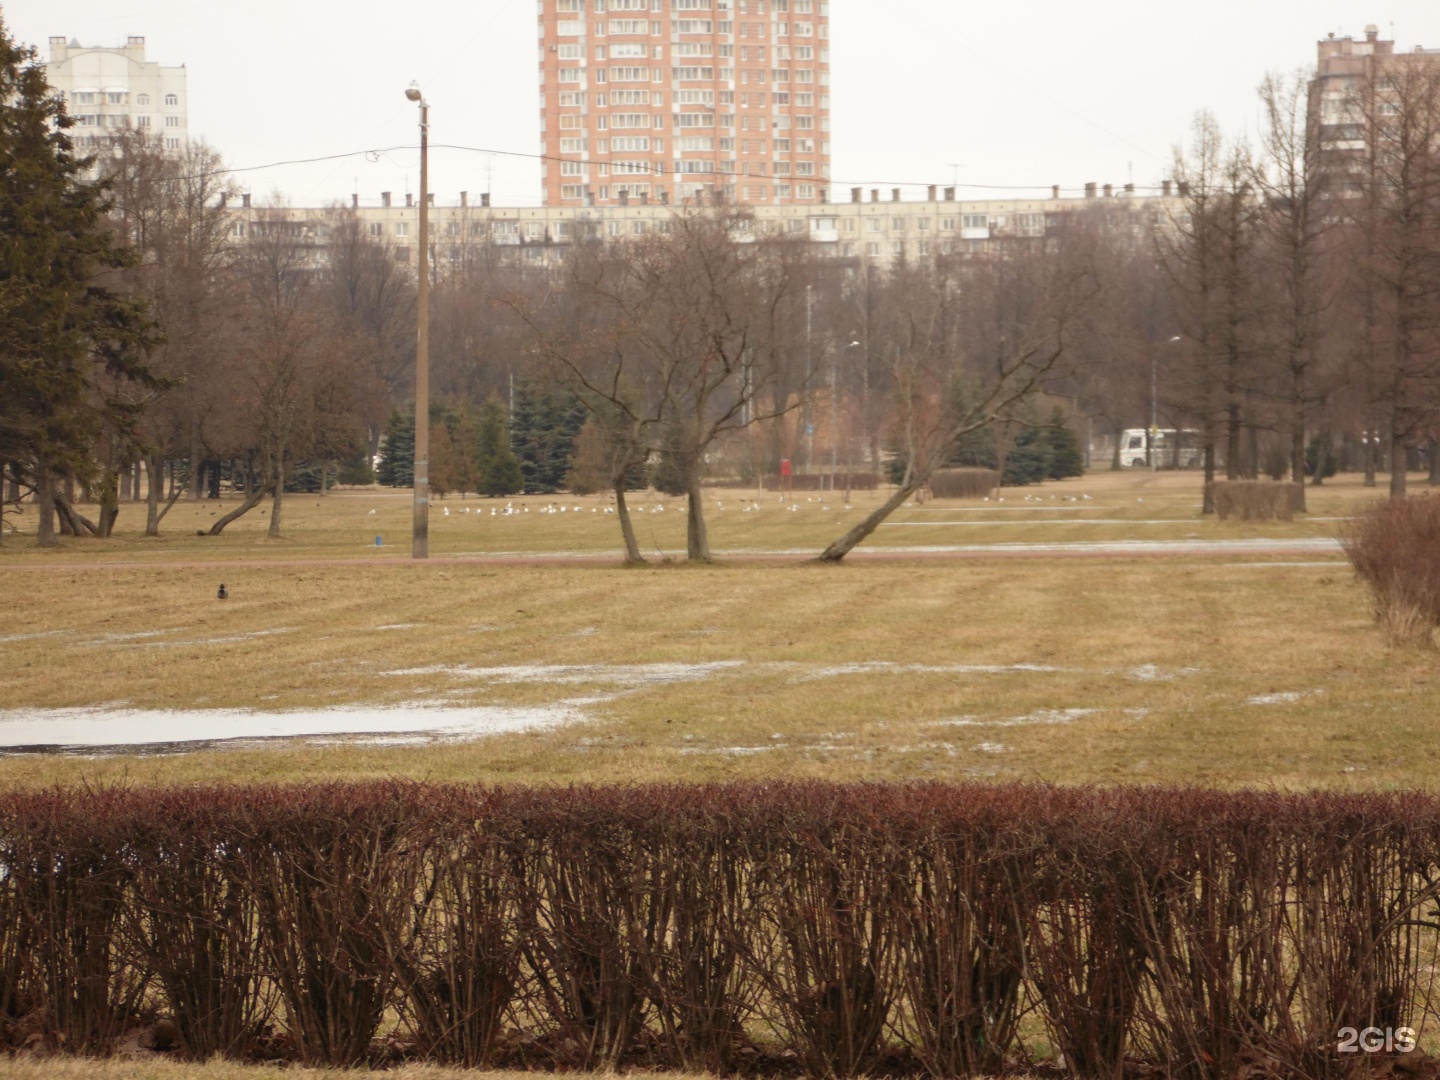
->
[3,783,1440,1075]
[927,468,1000,499]
[1344,495,1440,645]
[1207,480,1304,521]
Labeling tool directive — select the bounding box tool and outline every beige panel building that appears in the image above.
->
[538,0,830,207]
[44,36,188,153]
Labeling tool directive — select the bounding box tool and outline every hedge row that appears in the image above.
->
[2,782,1439,1077]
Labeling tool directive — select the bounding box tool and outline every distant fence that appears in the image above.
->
[2,783,1438,1073]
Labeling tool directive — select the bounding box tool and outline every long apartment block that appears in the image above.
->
[538,0,830,207]
[225,184,1181,270]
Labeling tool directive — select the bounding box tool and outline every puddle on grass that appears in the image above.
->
[0,702,583,754]
[936,708,1098,728]
[794,662,1066,682]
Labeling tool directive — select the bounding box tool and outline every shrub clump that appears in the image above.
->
[927,468,1000,499]
[1207,479,1303,521]
[1344,495,1440,645]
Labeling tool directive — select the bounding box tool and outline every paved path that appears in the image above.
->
[0,537,1346,572]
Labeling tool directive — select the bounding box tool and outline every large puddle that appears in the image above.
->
[0,703,582,755]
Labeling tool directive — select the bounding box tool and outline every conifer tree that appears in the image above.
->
[474,396,522,497]
[0,19,159,544]
[1044,407,1086,479]
[376,408,414,487]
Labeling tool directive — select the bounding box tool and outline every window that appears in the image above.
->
[525,222,544,239]
[610,113,652,127]
[137,115,151,128]
[892,217,905,231]
[165,137,181,150]
[609,66,650,81]
[557,0,583,10]
[609,89,651,104]
[560,137,587,152]
[561,160,585,174]
[135,93,149,105]
[73,91,96,104]
[678,135,714,150]
[558,21,585,34]
[962,214,987,229]
[866,241,880,256]
[559,114,583,128]
[866,218,880,232]
[561,184,586,199]
[396,222,409,237]
[231,222,246,238]
[559,67,583,82]
[611,136,651,150]
[165,115,180,128]
[1016,212,1045,237]
[558,43,584,58]
[107,91,127,104]
[164,93,178,106]
[610,42,646,57]
[559,91,585,106]
[797,183,815,198]
[609,18,646,32]
[675,88,714,104]
[940,216,955,230]
[369,222,384,236]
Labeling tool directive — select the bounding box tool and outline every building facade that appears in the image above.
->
[538,0,830,207]
[227,185,1179,274]
[44,36,188,153]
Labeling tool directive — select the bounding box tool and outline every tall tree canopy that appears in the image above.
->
[0,18,159,545]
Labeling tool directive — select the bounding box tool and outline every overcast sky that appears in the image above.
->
[8,0,1440,207]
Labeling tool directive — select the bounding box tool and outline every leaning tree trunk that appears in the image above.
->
[208,479,274,535]
[818,474,925,563]
[614,485,645,565]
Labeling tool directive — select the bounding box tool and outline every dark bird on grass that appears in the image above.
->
[217,584,228,600]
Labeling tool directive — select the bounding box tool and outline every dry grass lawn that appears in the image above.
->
[0,469,1381,563]
[0,469,1430,791]
[0,1064,681,1080]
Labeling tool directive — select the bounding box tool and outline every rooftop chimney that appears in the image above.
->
[891,188,901,202]
[851,187,862,203]
[460,191,468,208]
[619,190,629,206]
[218,192,227,209]
[381,191,391,208]
[481,193,491,208]
[660,190,670,205]
[241,193,251,208]
[351,193,358,208]
[1123,183,1135,195]
[944,186,956,201]
[1366,23,1379,41]
[1052,185,1061,199]
[871,189,880,202]
[1103,183,1113,198]
[1162,179,1172,197]
[1177,181,1190,197]
[427,193,435,207]
[640,191,650,205]
[817,187,826,203]
[405,193,413,208]
[927,185,937,201]
[1084,182,1097,199]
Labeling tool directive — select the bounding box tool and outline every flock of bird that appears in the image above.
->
[364,494,859,520]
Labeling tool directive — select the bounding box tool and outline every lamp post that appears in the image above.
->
[406,81,430,559]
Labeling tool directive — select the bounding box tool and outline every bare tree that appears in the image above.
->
[817,228,1106,562]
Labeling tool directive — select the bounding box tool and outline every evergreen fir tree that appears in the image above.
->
[1044,408,1086,479]
[474,396,523,497]
[1003,427,1054,486]
[376,409,414,487]
[510,381,588,493]
[0,19,160,544]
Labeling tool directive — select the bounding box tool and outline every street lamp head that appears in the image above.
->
[405,82,423,102]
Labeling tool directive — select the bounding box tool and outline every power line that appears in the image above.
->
[148,140,1172,195]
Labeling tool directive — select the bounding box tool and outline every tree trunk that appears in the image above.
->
[1429,438,1440,487]
[1291,408,1307,511]
[145,451,162,535]
[119,465,132,503]
[819,475,922,562]
[1202,443,1216,514]
[97,467,119,538]
[54,494,99,537]
[1390,440,1408,500]
[35,459,57,547]
[685,463,710,562]
[1364,426,1378,488]
[614,485,645,564]
[1225,403,1242,480]
[269,455,285,538]
[208,479,274,535]
[187,426,202,500]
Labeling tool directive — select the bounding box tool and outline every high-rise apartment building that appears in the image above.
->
[1313,25,1440,171]
[44,36,188,153]
[538,0,830,207]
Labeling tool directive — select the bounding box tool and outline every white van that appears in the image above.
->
[1115,429,1204,469]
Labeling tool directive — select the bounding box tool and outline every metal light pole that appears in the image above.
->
[407,82,430,559]
[1149,353,1158,472]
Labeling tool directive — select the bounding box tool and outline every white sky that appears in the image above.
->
[8,0,1440,208]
